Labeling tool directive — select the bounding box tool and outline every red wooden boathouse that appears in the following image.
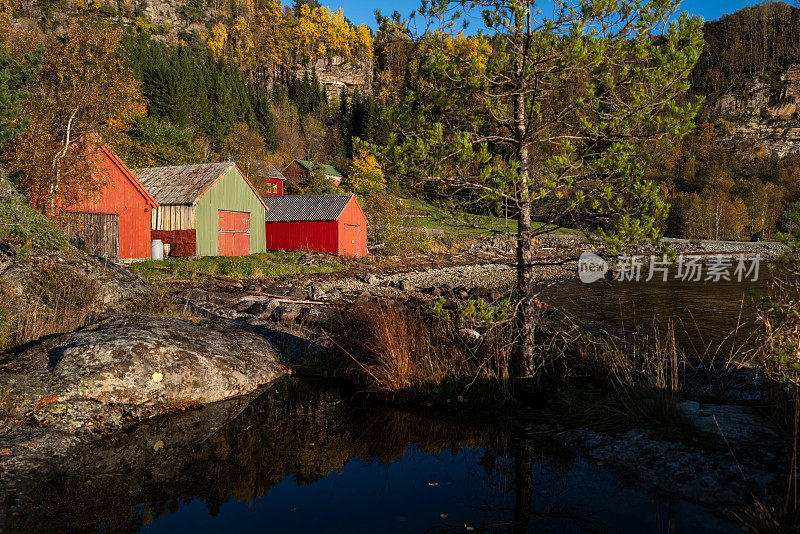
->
[262,194,368,257]
[62,143,158,261]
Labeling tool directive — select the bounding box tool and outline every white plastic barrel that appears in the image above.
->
[151,239,164,261]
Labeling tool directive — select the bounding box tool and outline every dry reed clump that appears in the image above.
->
[126,284,201,322]
[336,300,692,406]
[11,264,99,348]
[336,302,512,397]
[753,274,800,521]
[530,320,698,434]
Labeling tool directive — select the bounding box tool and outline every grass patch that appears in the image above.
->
[401,198,579,237]
[130,251,346,282]
[0,264,99,350]
[125,284,202,321]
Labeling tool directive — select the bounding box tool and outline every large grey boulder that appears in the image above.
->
[265,285,308,300]
[47,314,285,405]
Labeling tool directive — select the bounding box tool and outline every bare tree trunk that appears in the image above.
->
[49,108,78,217]
[511,6,539,386]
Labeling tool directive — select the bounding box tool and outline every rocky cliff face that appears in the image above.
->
[288,55,373,100]
[709,64,800,157]
[13,0,374,98]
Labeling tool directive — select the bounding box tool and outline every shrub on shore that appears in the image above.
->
[0,172,67,254]
[333,299,688,408]
[335,302,512,399]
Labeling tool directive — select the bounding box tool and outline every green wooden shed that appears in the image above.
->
[135,162,267,257]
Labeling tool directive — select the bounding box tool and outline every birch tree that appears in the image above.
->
[9,18,146,215]
[373,0,704,387]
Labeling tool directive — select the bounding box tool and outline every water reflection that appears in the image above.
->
[5,379,738,533]
[538,271,778,357]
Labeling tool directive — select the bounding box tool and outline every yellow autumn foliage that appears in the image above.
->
[204,1,373,69]
[9,18,147,214]
[345,150,386,194]
[202,22,228,61]
[230,16,254,67]
[0,0,10,41]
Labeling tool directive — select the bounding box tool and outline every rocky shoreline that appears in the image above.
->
[0,236,793,528]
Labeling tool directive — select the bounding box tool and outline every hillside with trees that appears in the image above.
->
[1,0,800,241]
[0,4,389,212]
[643,2,800,240]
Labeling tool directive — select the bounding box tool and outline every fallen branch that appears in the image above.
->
[238,295,328,305]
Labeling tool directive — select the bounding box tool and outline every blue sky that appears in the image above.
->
[330,0,764,28]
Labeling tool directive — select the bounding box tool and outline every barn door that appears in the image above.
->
[342,223,363,257]
[218,210,250,256]
[59,213,119,260]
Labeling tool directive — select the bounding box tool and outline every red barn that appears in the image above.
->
[62,144,158,261]
[250,160,285,196]
[262,194,368,257]
[264,162,285,196]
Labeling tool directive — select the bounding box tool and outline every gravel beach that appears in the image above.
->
[319,261,576,297]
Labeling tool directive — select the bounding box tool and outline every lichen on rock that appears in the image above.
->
[46,314,285,405]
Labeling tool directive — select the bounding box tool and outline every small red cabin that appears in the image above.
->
[250,160,285,196]
[263,194,368,257]
[263,162,285,196]
[282,159,344,189]
[62,143,158,261]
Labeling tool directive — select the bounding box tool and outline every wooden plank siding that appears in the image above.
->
[195,166,266,256]
[265,220,339,254]
[151,204,195,231]
[58,212,120,260]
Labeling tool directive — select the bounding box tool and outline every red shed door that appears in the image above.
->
[218,210,250,256]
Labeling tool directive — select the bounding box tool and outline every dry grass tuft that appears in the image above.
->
[336,302,511,397]
[12,264,99,348]
[126,284,199,321]
[540,320,697,434]
[734,499,800,534]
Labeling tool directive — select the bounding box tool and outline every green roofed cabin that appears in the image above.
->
[134,162,267,257]
[283,159,345,189]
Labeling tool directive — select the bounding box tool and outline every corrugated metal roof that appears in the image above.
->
[263,194,353,222]
[295,159,344,178]
[134,162,234,205]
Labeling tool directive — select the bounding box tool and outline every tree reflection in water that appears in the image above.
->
[4,378,736,533]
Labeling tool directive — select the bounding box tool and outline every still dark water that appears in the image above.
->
[7,379,740,533]
[538,268,780,357]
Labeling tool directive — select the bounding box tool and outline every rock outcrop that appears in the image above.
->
[709,64,800,156]
[288,55,373,100]
[46,314,284,405]
[0,313,287,517]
